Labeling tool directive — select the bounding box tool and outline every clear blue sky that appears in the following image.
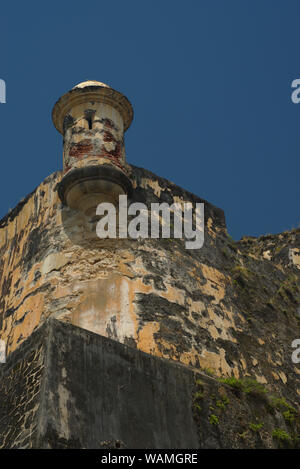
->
[0,0,300,240]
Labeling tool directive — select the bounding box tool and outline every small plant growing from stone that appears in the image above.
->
[269,396,296,413]
[193,402,202,413]
[218,377,267,397]
[202,367,215,377]
[215,395,229,411]
[268,396,297,424]
[194,391,204,401]
[209,414,219,426]
[272,428,292,443]
[283,410,296,424]
[249,422,263,433]
[193,382,204,414]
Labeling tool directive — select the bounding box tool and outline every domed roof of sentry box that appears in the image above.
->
[52,80,133,134]
[72,80,111,89]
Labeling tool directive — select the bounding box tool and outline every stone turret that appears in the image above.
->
[52,80,133,215]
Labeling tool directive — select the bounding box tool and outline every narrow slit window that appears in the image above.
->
[86,116,93,129]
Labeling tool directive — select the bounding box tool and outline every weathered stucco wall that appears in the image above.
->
[1,319,299,449]
[0,164,299,414]
[37,319,200,449]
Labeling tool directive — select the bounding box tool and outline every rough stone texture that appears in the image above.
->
[192,373,300,449]
[0,164,300,448]
[0,319,200,449]
[0,325,45,448]
[37,319,199,449]
[0,164,226,369]
[0,319,298,449]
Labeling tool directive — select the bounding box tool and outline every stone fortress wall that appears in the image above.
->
[0,80,300,448]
